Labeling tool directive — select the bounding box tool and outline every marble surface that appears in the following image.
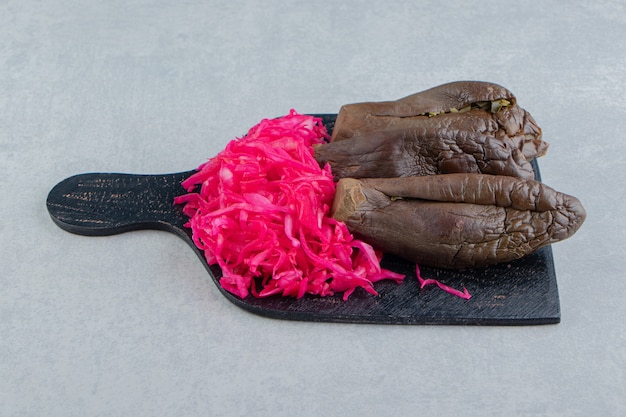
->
[2,1,625,416]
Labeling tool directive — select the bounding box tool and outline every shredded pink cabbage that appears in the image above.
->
[415,264,471,300]
[174,110,404,300]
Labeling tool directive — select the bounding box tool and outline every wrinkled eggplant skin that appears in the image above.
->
[315,118,536,180]
[315,81,548,181]
[334,81,515,125]
[332,174,586,269]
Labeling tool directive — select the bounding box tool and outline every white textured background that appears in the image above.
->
[2,1,625,416]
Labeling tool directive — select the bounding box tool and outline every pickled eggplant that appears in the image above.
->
[315,81,547,181]
[331,174,586,269]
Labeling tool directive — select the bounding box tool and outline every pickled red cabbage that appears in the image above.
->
[415,264,471,300]
[174,110,404,300]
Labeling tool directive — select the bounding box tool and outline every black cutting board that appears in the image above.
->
[47,114,560,325]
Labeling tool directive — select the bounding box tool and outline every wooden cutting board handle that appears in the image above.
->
[46,171,195,237]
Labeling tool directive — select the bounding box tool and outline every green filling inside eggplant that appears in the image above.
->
[424,99,511,117]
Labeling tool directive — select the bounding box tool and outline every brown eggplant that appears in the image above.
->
[331,174,586,269]
[315,81,547,181]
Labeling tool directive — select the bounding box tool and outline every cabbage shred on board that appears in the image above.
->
[174,110,404,300]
